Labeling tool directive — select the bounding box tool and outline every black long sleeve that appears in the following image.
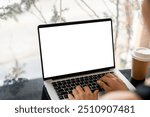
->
[135,84,150,100]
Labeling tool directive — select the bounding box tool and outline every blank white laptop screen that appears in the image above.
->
[39,20,114,78]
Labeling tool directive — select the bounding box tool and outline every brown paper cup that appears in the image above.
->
[131,47,150,86]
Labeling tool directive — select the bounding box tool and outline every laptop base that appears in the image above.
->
[44,69,135,100]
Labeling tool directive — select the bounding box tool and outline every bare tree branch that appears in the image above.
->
[50,5,67,23]
[50,5,59,23]
[59,0,62,21]
[114,0,120,51]
[80,0,99,18]
[31,1,47,24]
[125,0,132,53]
[29,10,45,23]
[102,0,115,17]
[0,0,38,21]
[74,0,93,18]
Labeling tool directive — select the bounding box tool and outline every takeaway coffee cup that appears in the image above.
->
[131,47,150,86]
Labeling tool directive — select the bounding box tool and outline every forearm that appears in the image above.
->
[100,91,142,100]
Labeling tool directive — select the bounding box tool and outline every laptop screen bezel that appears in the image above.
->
[38,18,115,81]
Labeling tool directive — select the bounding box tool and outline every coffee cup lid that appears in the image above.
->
[132,47,150,62]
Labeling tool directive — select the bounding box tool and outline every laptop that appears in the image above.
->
[38,18,135,100]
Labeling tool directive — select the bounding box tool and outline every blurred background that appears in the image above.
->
[0,0,149,86]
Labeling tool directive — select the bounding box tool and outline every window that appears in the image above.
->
[0,0,144,85]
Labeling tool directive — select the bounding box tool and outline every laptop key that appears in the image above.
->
[60,85,66,89]
[54,86,60,90]
[59,95,64,99]
[61,81,67,85]
[66,84,71,87]
[56,88,64,92]
[66,79,71,83]
[79,81,84,85]
[68,90,72,94]
[80,84,84,88]
[53,72,109,99]
[64,94,68,99]
[71,79,75,82]
[63,87,69,91]
[57,81,62,84]
[52,82,57,86]
[71,85,76,89]
[58,90,67,95]
[75,82,80,86]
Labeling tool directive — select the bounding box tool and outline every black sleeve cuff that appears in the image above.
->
[135,84,150,100]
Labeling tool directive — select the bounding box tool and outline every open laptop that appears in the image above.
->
[38,18,135,100]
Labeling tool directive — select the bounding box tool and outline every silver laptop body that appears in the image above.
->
[38,18,135,100]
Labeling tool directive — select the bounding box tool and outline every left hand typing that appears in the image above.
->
[68,85,99,100]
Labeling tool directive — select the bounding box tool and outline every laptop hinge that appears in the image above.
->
[44,79,53,82]
[109,68,115,71]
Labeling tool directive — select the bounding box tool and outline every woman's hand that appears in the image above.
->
[68,73,128,100]
[97,73,128,92]
[68,86,99,100]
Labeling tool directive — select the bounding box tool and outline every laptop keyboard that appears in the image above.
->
[52,72,109,100]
